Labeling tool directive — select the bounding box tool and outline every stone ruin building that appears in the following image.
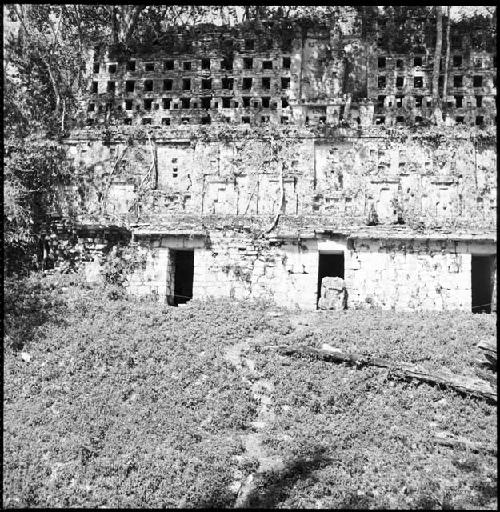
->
[48,9,497,312]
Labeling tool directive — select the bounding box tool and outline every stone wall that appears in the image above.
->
[81,13,496,129]
[124,230,496,312]
[62,128,497,231]
[128,231,319,310]
[48,12,497,313]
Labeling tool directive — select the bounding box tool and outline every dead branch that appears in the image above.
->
[476,339,497,371]
[276,344,497,403]
[432,432,497,456]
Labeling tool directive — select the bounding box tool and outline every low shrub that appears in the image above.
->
[4,292,272,507]
[3,284,497,509]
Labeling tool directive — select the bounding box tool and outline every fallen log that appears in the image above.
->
[276,344,497,403]
[476,339,497,370]
[433,432,497,456]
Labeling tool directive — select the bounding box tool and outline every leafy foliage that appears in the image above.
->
[4,284,272,507]
[4,138,72,273]
[100,244,148,287]
[3,280,497,508]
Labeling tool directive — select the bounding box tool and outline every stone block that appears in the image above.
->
[318,277,346,310]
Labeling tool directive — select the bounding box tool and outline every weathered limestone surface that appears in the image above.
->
[117,231,495,312]
[62,131,497,230]
[318,277,347,310]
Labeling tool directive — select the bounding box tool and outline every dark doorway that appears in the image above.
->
[317,253,344,307]
[171,250,194,306]
[471,255,493,313]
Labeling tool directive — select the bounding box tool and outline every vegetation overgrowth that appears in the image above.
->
[4,274,497,508]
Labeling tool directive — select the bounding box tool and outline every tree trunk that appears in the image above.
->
[43,58,62,124]
[442,7,451,102]
[432,6,443,124]
[61,97,66,132]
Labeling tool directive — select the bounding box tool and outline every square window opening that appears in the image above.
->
[222,77,234,89]
[221,58,233,70]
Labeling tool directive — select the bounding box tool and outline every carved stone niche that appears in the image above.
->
[430,176,456,186]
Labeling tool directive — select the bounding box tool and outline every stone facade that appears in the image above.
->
[62,129,497,228]
[116,230,495,312]
[82,11,496,129]
[50,11,497,313]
